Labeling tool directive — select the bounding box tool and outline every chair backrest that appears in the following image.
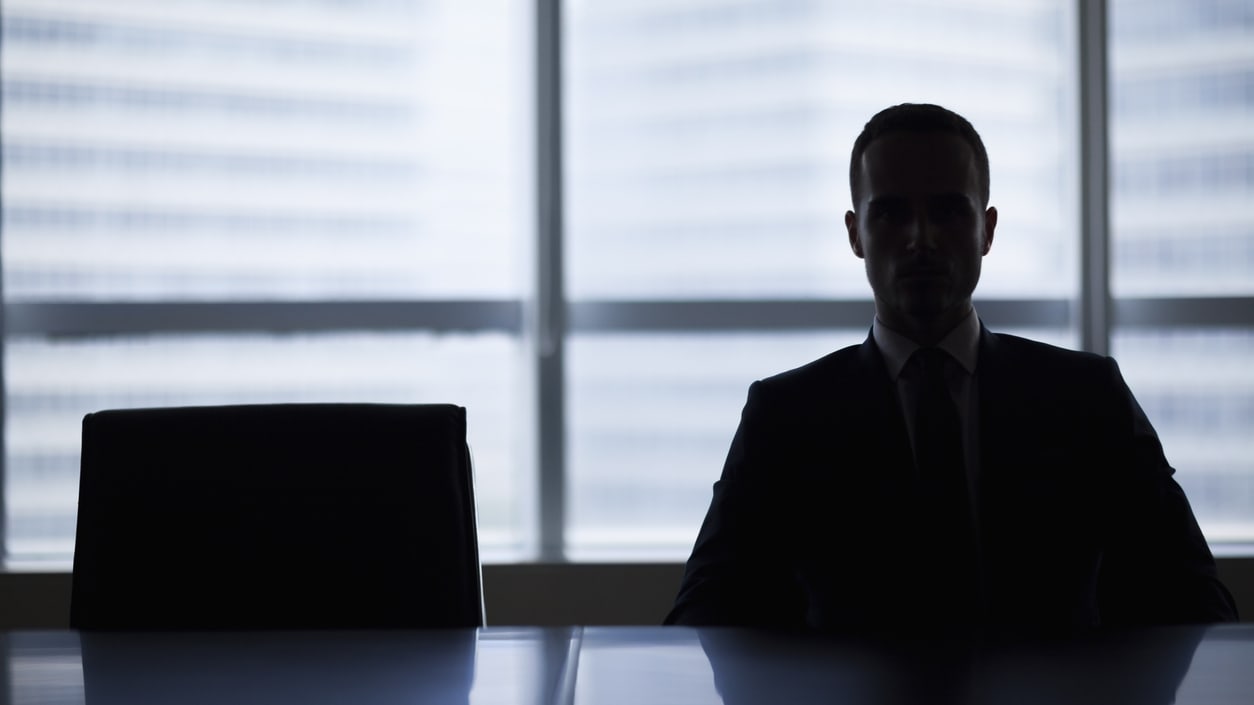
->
[70,403,484,630]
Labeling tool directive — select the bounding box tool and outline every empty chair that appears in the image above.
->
[70,403,484,629]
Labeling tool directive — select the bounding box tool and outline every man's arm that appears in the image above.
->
[1096,358,1238,625]
[665,381,807,628]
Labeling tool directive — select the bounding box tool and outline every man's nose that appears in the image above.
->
[905,213,938,250]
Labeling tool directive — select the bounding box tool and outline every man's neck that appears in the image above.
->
[877,305,974,347]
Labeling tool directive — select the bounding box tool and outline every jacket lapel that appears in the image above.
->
[975,327,1041,502]
[975,326,1013,489]
[854,332,916,483]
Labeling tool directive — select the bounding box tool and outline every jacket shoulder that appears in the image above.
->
[984,332,1115,377]
[758,342,869,392]
[987,331,1097,359]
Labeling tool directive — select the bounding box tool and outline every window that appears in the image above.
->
[563,0,1077,558]
[1110,0,1254,546]
[1,0,533,562]
[1,0,1250,565]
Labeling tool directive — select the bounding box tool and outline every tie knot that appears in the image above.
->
[912,347,951,379]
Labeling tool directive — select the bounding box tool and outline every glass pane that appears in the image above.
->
[4,332,530,564]
[1,0,530,300]
[1110,1,1254,547]
[1112,329,1254,545]
[565,0,1078,300]
[567,331,865,560]
[1110,0,1254,297]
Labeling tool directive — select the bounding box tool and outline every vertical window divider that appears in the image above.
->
[1078,0,1112,356]
[0,77,7,559]
[0,140,6,562]
[535,0,567,561]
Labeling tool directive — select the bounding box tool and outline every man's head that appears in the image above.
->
[844,103,997,344]
[848,103,991,208]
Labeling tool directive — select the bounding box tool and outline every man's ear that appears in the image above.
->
[845,211,864,258]
[981,206,998,255]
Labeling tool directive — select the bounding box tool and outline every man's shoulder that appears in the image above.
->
[984,331,1113,375]
[757,341,871,391]
[749,329,1119,394]
[754,331,1119,390]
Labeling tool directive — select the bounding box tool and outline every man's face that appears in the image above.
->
[845,131,997,338]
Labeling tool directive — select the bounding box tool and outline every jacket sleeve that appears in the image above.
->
[664,381,807,628]
[1096,357,1238,625]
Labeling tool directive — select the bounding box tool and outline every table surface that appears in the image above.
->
[3,624,1252,704]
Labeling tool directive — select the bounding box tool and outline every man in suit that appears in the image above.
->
[666,103,1237,632]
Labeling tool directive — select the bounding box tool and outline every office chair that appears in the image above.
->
[70,403,484,629]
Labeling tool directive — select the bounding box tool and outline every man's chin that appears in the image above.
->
[895,296,966,323]
[895,289,952,315]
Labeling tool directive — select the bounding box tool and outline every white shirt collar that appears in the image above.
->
[872,308,981,381]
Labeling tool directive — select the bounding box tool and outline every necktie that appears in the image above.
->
[910,347,979,621]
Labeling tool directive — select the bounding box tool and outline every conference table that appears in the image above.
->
[2,624,1251,704]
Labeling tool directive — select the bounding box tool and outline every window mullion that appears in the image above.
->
[1078,0,1111,355]
[0,241,7,561]
[535,0,567,562]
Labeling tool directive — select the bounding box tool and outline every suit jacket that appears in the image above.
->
[666,327,1237,632]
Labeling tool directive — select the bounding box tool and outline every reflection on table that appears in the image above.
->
[3,625,1252,705]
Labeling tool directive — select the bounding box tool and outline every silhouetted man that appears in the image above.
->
[667,103,1237,632]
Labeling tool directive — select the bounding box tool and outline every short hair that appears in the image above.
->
[848,103,991,207]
